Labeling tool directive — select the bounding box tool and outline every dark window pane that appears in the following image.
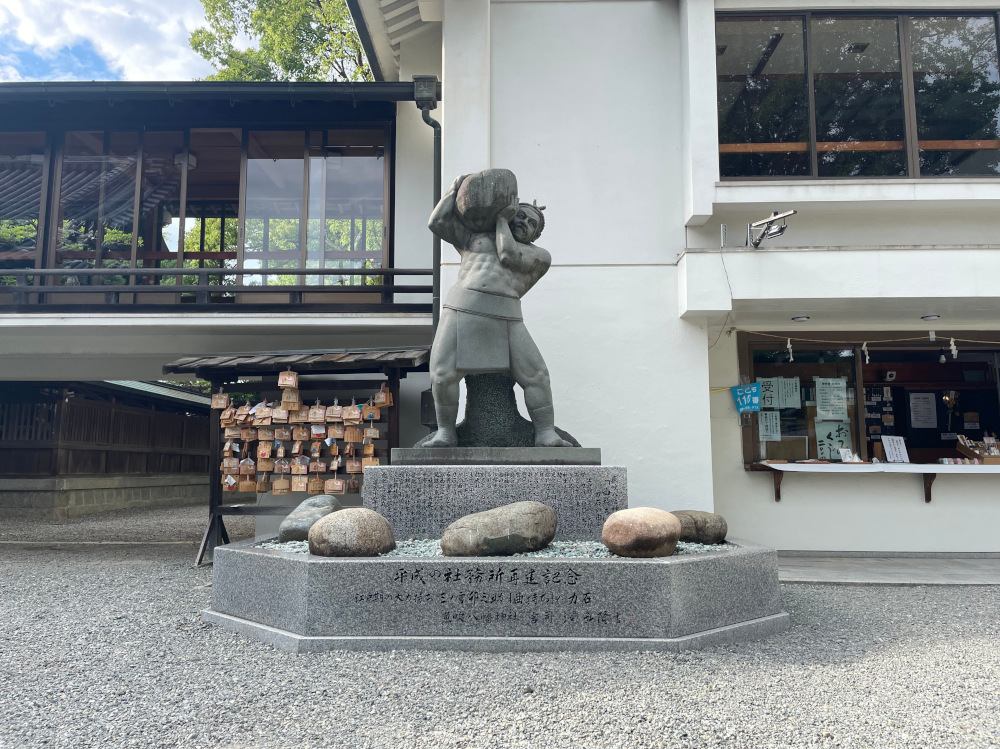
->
[181,128,241,290]
[911,16,1000,176]
[0,132,45,283]
[716,16,810,177]
[812,16,907,176]
[55,131,138,284]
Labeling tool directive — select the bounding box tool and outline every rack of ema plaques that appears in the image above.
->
[203,457,788,654]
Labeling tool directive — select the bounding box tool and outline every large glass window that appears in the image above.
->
[718,12,1000,179]
[717,17,810,177]
[244,131,306,286]
[911,16,1000,175]
[312,129,385,285]
[812,16,907,177]
[54,131,139,284]
[136,132,184,276]
[0,132,45,284]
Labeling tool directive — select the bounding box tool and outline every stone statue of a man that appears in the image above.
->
[423,170,571,448]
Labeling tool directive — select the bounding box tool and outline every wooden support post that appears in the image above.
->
[772,471,783,502]
[923,473,936,503]
[386,368,401,464]
[196,377,224,566]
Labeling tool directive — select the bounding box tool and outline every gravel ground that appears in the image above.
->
[2,506,999,749]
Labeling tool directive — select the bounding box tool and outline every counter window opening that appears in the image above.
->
[717,12,1000,179]
[737,333,1000,466]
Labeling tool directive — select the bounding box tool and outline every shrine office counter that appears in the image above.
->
[750,461,1000,503]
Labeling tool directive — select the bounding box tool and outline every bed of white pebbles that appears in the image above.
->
[256,538,731,557]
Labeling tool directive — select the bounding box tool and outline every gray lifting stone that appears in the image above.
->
[362,464,626,541]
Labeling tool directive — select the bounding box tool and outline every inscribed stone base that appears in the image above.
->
[205,537,788,652]
[362,465,626,541]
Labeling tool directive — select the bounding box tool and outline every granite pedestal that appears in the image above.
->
[362,464,626,541]
[392,447,601,466]
[204,537,789,652]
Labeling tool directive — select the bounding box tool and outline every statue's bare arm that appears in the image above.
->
[428,174,472,252]
[495,215,551,277]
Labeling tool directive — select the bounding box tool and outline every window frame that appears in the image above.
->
[716,10,1000,180]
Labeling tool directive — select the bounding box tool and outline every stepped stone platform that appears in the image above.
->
[204,537,789,653]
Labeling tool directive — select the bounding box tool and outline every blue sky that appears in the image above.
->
[0,0,215,81]
[0,37,120,81]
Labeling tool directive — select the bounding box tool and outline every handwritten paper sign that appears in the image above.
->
[756,378,779,409]
[909,393,938,429]
[758,410,781,442]
[880,435,909,463]
[815,378,848,420]
[731,383,761,414]
[779,376,801,409]
[815,420,853,460]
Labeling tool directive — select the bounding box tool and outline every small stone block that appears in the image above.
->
[392,447,601,466]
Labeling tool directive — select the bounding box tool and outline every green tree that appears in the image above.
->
[190,0,372,82]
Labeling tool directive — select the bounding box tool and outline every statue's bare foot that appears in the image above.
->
[423,428,458,448]
[534,429,572,448]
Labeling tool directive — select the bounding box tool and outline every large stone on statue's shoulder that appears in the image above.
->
[671,510,728,545]
[308,508,396,557]
[441,501,557,557]
[455,168,518,232]
[278,494,342,542]
[602,508,681,558]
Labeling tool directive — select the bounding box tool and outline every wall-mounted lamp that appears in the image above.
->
[748,209,797,248]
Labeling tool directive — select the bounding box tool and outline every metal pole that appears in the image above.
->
[413,74,442,333]
[422,107,442,333]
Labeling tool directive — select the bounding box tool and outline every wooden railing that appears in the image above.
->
[720,139,1000,154]
[0,267,434,314]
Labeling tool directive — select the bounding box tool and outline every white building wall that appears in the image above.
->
[426,0,716,510]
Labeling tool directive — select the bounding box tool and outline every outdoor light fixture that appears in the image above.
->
[921,314,941,321]
[748,209,797,248]
[791,316,810,322]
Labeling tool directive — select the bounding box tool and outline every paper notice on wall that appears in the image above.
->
[779,376,801,409]
[815,378,848,420]
[909,393,938,429]
[756,377,779,410]
[881,435,909,463]
[758,410,781,442]
[815,420,853,460]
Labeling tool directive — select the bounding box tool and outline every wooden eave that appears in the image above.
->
[162,346,430,380]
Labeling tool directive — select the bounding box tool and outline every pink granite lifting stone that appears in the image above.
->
[602,508,682,558]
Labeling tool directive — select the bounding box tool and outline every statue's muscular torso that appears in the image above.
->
[456,232,547,299]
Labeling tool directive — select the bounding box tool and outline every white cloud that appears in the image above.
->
[0,0,216,80]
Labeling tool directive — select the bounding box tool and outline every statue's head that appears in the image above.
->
[511,201,545,243]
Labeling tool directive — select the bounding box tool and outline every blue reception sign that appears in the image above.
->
[731,383,762,414]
